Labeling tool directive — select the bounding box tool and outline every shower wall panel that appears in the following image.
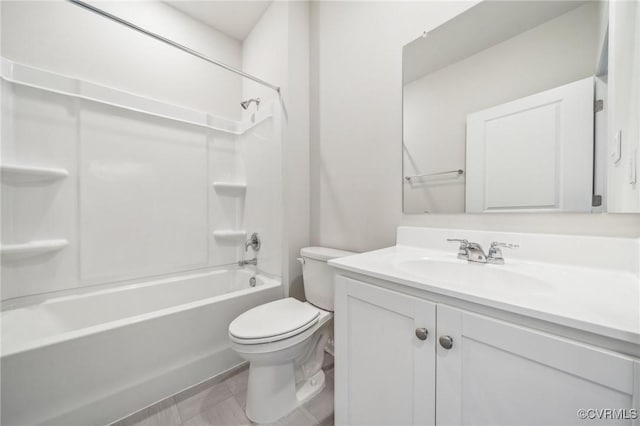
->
[1,83,80,300]
[78,102,209,283]
[0,77,262,301]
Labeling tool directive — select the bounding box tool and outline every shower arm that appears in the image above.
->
[67,0,280,94]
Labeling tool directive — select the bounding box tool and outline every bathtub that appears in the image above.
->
[1,267,282,426]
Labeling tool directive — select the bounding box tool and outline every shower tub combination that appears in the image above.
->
[1,2,286,425]
[1,267,281,426]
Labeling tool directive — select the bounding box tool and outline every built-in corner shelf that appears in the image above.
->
[212,230,247,240]
[1,164,69,183]
[1,239,69,257]
[212,182,247,195]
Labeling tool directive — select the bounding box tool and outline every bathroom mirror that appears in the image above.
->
[402,0,640,214]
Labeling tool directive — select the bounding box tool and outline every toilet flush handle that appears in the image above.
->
[297,257,305,265]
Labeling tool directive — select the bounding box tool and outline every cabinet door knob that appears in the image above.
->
[415,328,428,341]
[439,335,453,349]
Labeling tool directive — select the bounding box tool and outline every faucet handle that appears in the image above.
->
[245,233,261,252]
[490,242,519,249]
[447,238,469,246]
[487,242,519,264]
[447,238,469,260]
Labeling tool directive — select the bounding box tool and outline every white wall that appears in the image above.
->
[1,0,242,119]
[403,3,600,213]
[608,0,640,212]
[283,2,312,300]
[240,2,287,279]
[242,2,288,108]
[310,1,640,254]
[242,1,311,298]
[237,108,283,278]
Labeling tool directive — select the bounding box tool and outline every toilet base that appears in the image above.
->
[232,303,332,424]
[245,365,326,424]
[296,369,326,405]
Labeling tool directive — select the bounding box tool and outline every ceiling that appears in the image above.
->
[166,1,271,41]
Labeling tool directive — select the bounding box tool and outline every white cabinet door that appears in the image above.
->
[466,76,594,213]
[436,305,639,426]
[334,276,437,426]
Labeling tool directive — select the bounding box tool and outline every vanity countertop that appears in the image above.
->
[329,227,640,347]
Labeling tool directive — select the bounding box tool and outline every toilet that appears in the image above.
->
[228,246,354,423]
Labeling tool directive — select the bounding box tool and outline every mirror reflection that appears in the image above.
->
[402,1,639,214]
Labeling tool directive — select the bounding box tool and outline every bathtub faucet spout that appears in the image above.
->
[239,258,258,266]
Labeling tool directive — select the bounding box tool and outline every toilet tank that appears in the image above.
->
[299,247,355,311]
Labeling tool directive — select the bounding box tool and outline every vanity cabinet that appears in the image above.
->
[334,276,436,426]
[335,275,639,426]
[436,305,637,426]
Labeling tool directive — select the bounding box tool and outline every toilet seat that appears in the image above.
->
[229,298,321,344]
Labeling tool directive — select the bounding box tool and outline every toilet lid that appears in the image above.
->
[229,298,320,343]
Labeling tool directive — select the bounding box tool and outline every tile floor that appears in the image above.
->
[113,355,334,426]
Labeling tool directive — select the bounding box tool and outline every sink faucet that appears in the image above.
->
[466,242,488,263]
[448,239,487,262]
[447,239,518,264]
[447,238,469,260]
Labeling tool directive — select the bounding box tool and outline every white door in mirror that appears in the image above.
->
[466,77,594,213]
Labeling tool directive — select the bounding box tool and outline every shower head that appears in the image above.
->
[240,98,261,111]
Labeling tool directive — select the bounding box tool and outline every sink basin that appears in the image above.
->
[328,227,640,346]
[395,258,553,294]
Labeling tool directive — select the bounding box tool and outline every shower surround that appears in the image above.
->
[1,23,283,425]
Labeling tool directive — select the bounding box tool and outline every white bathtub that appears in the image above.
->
[1,268,282,426]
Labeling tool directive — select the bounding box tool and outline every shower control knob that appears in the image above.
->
[439,335,454,349]
[415,328,428,341]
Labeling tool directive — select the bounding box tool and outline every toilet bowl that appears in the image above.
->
[228,247,354,424]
